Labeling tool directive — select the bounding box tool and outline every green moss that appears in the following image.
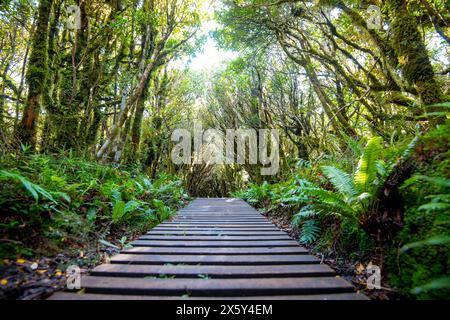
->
[386,122,450,299]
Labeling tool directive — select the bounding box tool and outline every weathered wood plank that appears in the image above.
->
[121,246,308,255]
[109,254,319,265]
[139,235,291,241]
[147,230,283,235]
[152,224,280,231]
[90,264,334,278]
[79,276,355,296]
[131,240,300,247]
[49,292,368,300]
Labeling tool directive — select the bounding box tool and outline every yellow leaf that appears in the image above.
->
[55,271,62,277]
[37,269,47,274]
[16,259,26,264]
[356,263,365,274]
[1,279,8,286]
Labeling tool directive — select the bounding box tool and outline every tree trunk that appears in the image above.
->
[18,0,53,148]
[387,0,445,122]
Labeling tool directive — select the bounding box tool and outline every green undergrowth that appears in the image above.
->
[235,122,450,299]
[0,152,190,259]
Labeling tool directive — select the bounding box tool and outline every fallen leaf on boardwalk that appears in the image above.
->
[356,263,365,274]
[37,270,48,274]
[16,259,26,264]
[55,271,62,277]
[1,279,8,285]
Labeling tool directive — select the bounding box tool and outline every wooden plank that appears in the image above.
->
[138,235,292,241]
[90,264,334,278]
[149,229,281,233]
[161,225,274,228]
[110,254,319,265]
[178,213,260,216]
[175,217,264,220]
[121,246,308,255]
[177,213,261,216]
[170,221,269,224]
[146,230,285,235]
[131,240,300,247]
[171,216,270,224]
[49,292,368,300]
[172,220,266,223]
[79,276,355,296]
[156,224,280,231]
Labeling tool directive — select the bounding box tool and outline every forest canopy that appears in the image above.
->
[0,0,449,300]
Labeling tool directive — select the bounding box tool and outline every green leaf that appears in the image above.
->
[411,277,450,294]
[292,205,318,227]
[322,166,356,197]
[112,201,126,222]
[418,202,450,212]
[415,175,450,188]
[99,239,119,249]
[354,137,383,193]
[400,235,450,252]
[299,220,320,245]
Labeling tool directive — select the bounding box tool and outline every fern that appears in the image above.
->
[415,175,450,188]
[354,137,383,193]
[321,166,356,197]
[292,205,318,227]
[401,235,450,252]
[341,132,363,157]
[411,277,450,295]
[303,187,358,221]
[299,220,320,245]
[0,170,57,203]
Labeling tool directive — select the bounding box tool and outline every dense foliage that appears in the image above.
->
[235,122,449,299]
[0,151,189,258]
[0,0,449,300]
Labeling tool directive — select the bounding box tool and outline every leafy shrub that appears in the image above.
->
[0,153,189,258]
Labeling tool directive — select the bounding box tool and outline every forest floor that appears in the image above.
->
[0,228,144,300]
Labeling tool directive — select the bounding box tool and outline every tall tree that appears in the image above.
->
[18,0,53,148]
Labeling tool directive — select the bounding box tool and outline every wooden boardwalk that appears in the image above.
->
[49,198,367,300]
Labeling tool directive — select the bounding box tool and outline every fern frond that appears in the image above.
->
[303,187,358,221]
[299,220,320,245]
[401,235,450,252]
[292,205,319,227]
[322,166,356,197]
[341,132,363,157]
[0,170,57,203]
[416,175,450,188]
[354,137,383,193]
[418,202,450,212]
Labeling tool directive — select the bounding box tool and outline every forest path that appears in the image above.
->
[48,198,367,300]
